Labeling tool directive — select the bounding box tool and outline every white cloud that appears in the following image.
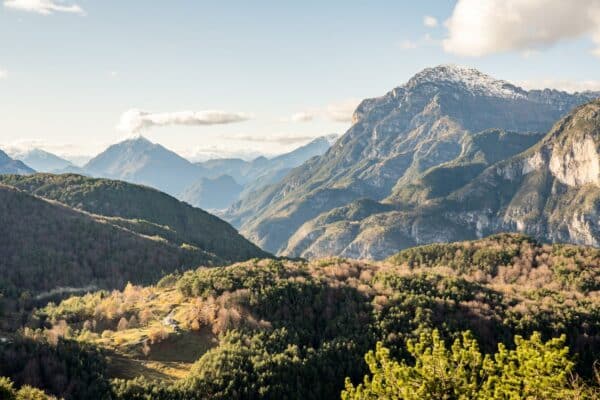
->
[399,39,418,50]
[325,99,360,123]
[4,0,85,15]
[116,109,252,134]
[288,98,360,124]
[423,15,438,28]
[0,68,7,79]
[443,0,600,57]
[290,112,314,123]
[517,79,600,93]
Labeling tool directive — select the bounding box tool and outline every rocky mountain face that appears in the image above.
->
[0,149,35,175]
[227,65,600,257]
[284,100,600,260]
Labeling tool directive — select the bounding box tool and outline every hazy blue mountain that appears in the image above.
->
[197,135,338,184]
[226,65,600,256]
[181,174,243,210]
[183,135,338,209]
[84,136,205,196]
[11,148,74,172]
[0,149,35,175]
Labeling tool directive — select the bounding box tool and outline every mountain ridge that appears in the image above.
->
[0,149,35,175]
[0,173,269,263]
[226,65,600,256]
[284,99,600,259]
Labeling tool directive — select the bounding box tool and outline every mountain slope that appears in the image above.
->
[84,136,204,196]
[180,174,243,210]
[183,135,337,209]
[0,173,269,263]
[228,65,600,254]
[197,135,337,185]
[0,184,218,300]
[10,148,74,172]
[0,150,35,175]
[286,100,600,259]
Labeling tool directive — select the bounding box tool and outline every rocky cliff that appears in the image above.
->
[285,100,600,259]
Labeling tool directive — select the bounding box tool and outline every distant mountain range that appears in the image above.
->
[0,150,34,175]
[2,135,336,211]
[185,135,337,209]
[0,173,268,300]
[226,65,600,258]
[8,148,74,172]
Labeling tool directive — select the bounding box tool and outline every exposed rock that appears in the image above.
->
[228,65,600,256]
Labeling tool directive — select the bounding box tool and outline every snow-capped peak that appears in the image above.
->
[407,64,527,99]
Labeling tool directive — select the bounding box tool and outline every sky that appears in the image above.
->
[1,0,600,162]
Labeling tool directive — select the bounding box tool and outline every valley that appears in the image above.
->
[4,1,600,397]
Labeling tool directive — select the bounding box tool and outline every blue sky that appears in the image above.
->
[1,0,599,161]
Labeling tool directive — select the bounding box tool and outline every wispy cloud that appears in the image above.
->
[517,79,600,93]
[230,134,318,145]
[325,99,360,122]
[398,33,441,51]
[423,15,438,28]
[116,109,252,134]
[2,138,94,159]
[288,98,361,124]
[0,68,7,80]
[399,39,418,50]
[443,0,600,57]
[4,0,85,15]
[290,112,314,123]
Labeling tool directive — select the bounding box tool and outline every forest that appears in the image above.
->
[0,233,598,399]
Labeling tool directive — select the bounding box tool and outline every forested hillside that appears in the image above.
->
[3,234,597,399]
[0,185,220,306]
[0,173,268,262]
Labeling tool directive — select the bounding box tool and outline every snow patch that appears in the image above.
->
[407,64,526,100]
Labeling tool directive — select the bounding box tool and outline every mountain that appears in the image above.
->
[285,99,600,260]
[197,135,338,184]
[226,65,600,256]
[10,148,74,172]
[0,174,269,268]
[83,136,205,196]
[0,150,35,175]
[183,135,337,209]
[181,174,243,210]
